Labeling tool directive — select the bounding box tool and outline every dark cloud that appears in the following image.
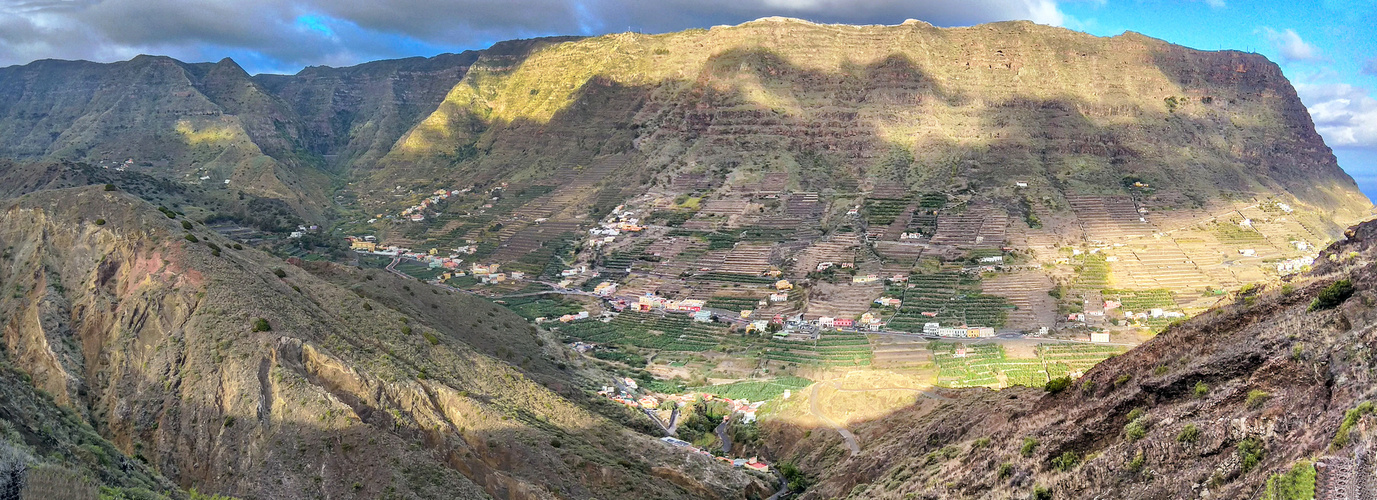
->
[0,0,1065,73]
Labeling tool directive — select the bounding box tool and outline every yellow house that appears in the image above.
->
[775,280,793,291]
[351,240,377,251]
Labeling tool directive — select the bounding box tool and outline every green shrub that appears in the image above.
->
[1332,401,1374,449]
[1021,437,1039,457]
[1051,451,1080,471]
[252,318,271,332]
[103,184,116,191]
[1114,374,1132,386]
[1045,376,1072,393]
[1177,424,1200,444]
[1260,460,1316,500]
[1153,365,1169,376]
[232,243,243,250]
[223,416,235,428]
[183,234,198,243]
[1127,408,1146,422]
[422,331,440,345]
[1246,390,1271,410]
[273,268,287,278]
[1310,279,1354,311]
[1125,420,1147,442]
[401,325,412,335]
[181,220,193,230]
[1032,485,1052,500]
[971,437,990,450]
[1194,381,1209,398]
[94,219,106,225]
[1238,438,1265,473]
[998,462,1013,479]
[1127,449,1146,471]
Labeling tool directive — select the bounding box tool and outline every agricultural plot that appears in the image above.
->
[886,273,1010,331]
[1038,343,1126,379]
[761,331,874,367]
[930,342,1009,388]
[1072,253,1112,289]
[1102,289,1177,311]
[499,296,585,320]
[697,376,812,401]
[558,312,734,352]
[864,196,912,226]
[706,295,762,311]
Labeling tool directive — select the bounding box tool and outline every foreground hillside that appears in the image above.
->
[0,186,769,499]
[765,218,1377,499]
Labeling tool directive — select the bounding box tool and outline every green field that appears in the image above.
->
[697,376,812,401]
[557,311,734,352]
[761,331,874,367]
[930,341,1127,388]
[886,272,1011,332]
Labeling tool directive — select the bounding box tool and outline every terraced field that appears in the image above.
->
[930,341,1127,388]
[761,330,874,367]
[1039,343,1127,379]
[557,312,733,352]
[886,272,1011,331]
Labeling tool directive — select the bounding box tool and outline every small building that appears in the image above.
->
[923,322,940,335]
[818,317,835,328]
[833,318,855,329]
[351,240,377,252]
[1090,332,1111,343]
[775,280,794,291]
[852,274,880,284]
[769,292,789,302]
[693,310,713,322]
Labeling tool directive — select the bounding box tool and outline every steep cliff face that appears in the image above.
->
[375,18,1369,220]
[0,186,768,499]
[768,219,1377,499]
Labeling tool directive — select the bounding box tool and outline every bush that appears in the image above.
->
[1127,449,1146,472]
[971,437,990,450]
[1125,420,1147,442]
[1114,374,1132,386]
[1051,451,1080,471]
[1177,424,1200,444]
[1021,437,1039,457]
[95,219,106,225]
[1032,485,1052,500]
[422,331,440,345]
[1260,460,1316,500]
[1247,390,1271,410]
[103,183,116,191]
[1127,408,1146,422]
[252,318,271,332]
[183,234,198,243]
[273,268,287,278]
[1332,401,1374,449]
[1045,376,1072,393]
[232,243,243,250]
[1310,279,1354,311]
[1194,381,1210,398]
[998,462,1013,479]
[1238,437,1265,473]
[181,220,193,230]
[1153,365,1168,376]
[401,325,412,335]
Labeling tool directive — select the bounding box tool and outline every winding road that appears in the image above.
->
[807,380,951,457]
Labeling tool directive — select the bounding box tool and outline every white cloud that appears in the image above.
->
[1204,0,1225,8]
[0,0,1068,72]
[1296,83,1377,149]
[1260,27,1322,63]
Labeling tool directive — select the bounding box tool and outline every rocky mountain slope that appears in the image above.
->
[374,18,1369,221]
[0,185,769,499]
[762,218,1377,499]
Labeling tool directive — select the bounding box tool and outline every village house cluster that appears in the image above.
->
[400,187,468,222]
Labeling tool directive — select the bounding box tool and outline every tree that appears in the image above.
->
[252,318,271,332]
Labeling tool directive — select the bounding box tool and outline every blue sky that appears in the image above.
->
[0,0,1372,197]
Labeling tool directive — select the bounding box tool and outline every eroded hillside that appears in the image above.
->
[0,186,770,499]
